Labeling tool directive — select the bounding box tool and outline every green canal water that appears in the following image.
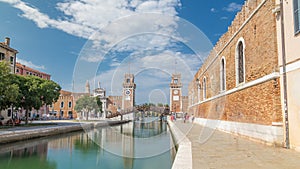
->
[0,118,176,169]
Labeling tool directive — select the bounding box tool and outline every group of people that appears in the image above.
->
[170,112,195,123]
[183,113,195,123]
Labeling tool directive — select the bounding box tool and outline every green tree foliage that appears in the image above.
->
[157,103,164,107]
[40,79,61,106]
[75,96,99,120]
[13,75,61,124]
[0,62,61,124]
[96,97,103,114]
[0,61,19,110]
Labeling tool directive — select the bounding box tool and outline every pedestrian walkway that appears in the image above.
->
[173,120,300,169]
[0,120,130,144]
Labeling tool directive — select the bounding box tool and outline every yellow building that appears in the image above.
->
[51,89,90,119]
[0,37,18,124]
[0,37,18,73]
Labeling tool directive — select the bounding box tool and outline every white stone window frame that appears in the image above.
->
[220,56,226,92]
[235,37,246,86]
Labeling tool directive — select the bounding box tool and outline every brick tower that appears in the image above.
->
[170,74,182,113]
[122,74,136,110]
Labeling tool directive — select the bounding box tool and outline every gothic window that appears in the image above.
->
[220,58,226,91]
[236,39,245,85]
[68,101,72,108]
[294,0,300,34]
[60,102,64,108]
[203,77,207,100]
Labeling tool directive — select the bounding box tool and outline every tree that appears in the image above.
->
[0,61,19,110]
[157,103,164,107]
[75,96,99,120]
[14,75,61,124]
[40,80,61,106]
[96,97,103,116]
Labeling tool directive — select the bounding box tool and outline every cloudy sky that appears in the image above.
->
[0,0,244,104]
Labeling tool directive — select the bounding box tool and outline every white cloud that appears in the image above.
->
[223,2,242,12]
[0,0,184,64]
[210,8,217,13]
[1,0,213,104]
[1,0,181,41]
[16,58,46,70]
[220,16,228,20]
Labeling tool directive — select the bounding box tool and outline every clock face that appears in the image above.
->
[173,90,178,94]
[125,89,131,96]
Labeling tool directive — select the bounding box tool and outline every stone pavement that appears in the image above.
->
[173,120,300,169]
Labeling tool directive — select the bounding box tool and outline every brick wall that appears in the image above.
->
[107,96,123,114]
[188,0,282,125]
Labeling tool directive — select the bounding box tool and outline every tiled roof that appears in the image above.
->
[16,62,50,76]
[0,43,18,53]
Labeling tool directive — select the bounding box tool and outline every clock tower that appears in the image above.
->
[122,74,136,111]
[170,74,182,113]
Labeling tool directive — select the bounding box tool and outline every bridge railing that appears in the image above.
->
[106,106,170,119]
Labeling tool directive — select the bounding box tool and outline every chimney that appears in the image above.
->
[5,37,10,46]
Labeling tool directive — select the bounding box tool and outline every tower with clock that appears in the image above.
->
[122,73,136,110]
[170,74,183,113]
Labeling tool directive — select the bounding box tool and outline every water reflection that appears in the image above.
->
[0,142,56,169]
[0,118,175,169]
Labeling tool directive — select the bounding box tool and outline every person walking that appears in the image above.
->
[191,114,195,123]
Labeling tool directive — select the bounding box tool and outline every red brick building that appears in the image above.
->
[188,0,283,144]
[16,62,51,80]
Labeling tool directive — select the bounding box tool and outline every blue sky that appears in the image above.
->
[0,0,244,104]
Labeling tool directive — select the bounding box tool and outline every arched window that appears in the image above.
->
[236,38,245,85]
[68,101,72,108]
[203,77,207,100]
[220,57,226,91]
[198,83,201,102]
[60,102,64,108]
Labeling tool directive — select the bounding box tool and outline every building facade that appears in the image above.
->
[276,0,300,150]
[15,63,51,80]
[188,0,283,144]
[0,37,18,73]
[0,37,18,123]
[54,73,136,119]
[15,62,51,118]
[169,74,183,113]
[122,74,136,111]
[51,90,90,119]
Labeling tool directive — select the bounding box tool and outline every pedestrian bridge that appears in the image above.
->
[106,105,170,119]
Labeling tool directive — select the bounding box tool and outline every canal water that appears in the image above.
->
[0,118,176,169]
